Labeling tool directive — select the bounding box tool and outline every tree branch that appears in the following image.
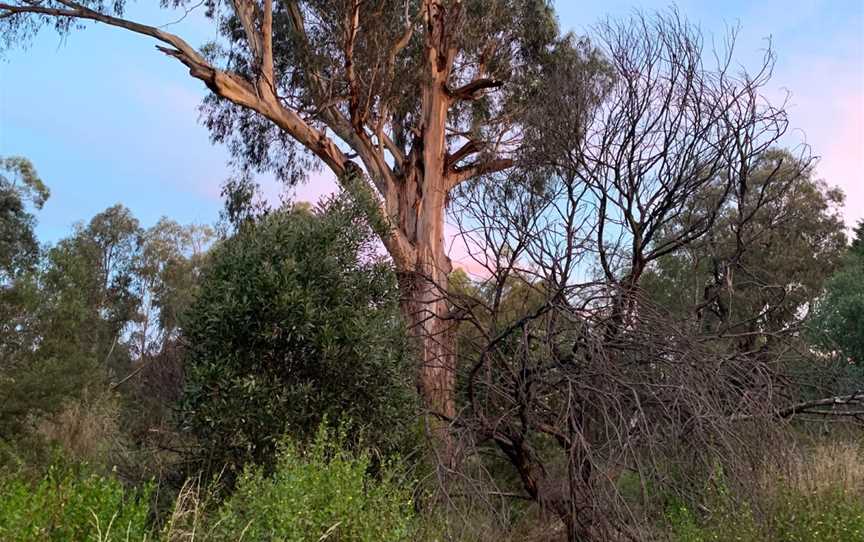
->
[448,78,504,100]
[283,0,397,201]
[229,0,262,66]
[448,157,513,187]
[261,0,274,86]
[445,139,484,169]
[777,391,864,419]
[4,0,207,66]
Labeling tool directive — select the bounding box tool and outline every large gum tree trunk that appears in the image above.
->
[395,162,458,463]
[394,2,461,464]
[398,251,457,454]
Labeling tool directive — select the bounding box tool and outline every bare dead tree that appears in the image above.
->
[439,11,839,541]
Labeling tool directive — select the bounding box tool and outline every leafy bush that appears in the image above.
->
[181,194,415,479]
[0,466,153,541]
[205,425,417,541]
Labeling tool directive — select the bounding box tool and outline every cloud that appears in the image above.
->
[817,91,864,226]
[775,52,863,227]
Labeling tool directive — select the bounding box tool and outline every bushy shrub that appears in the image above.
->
[205,425,417,542]
[0,466,153,541]
[181,194,416,479]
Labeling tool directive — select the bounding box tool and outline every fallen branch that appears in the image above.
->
[777,391,864,418]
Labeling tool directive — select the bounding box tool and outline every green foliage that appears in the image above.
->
[181,192,415,478]
[0,156,48,366]
[809,225,864,365]
[664,488,761,542]
[0,200,208,483]
[770,488,864,542]
[36,204,142,368]
[0,356,103,453]
[193,0,589,186]
[851,220,864,256]
[0,156,48,283]
[206,424,416,542]
[130,218,213,355]
[665,485,864,542]
[0,205,141,448]
[643,149,847,340]
[0,465,153,541]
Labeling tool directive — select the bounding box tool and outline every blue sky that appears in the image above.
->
[1,1,862,243]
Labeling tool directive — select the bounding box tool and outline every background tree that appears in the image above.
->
[181,193,415,479]
[0,157,50,447]
[0,156,49,284]
[643,149,848,350]
[0,204,143,456]
[116,219,214,481]
[809,220,864,367]
[0,199,211,476]
[0,156,48,358]
[37,205,142,368]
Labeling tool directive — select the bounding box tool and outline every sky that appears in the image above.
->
[0,0,862,244]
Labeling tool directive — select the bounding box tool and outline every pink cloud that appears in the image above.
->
[774,53,863,228]
[290,170,339,205]
[446,222,495,279]
[817,91,864,226]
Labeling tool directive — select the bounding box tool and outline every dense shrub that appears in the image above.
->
[0,426,418,542]
[181,194,416,478]
[0,466,153,541]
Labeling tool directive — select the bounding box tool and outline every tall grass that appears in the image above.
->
[2,431,861,541]
[665,438,864,541]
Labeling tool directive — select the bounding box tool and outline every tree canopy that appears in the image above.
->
[809,221,864,365]
[0,156,49,283]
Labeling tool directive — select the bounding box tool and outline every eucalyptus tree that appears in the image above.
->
[129,218,213,360]
[0,156,48,284]
[643,149,848,348]
[0,204,142,445]
[809,222,864,366]
[40,204,143,363]
[0,1,596,443]
[0,156,47,365]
